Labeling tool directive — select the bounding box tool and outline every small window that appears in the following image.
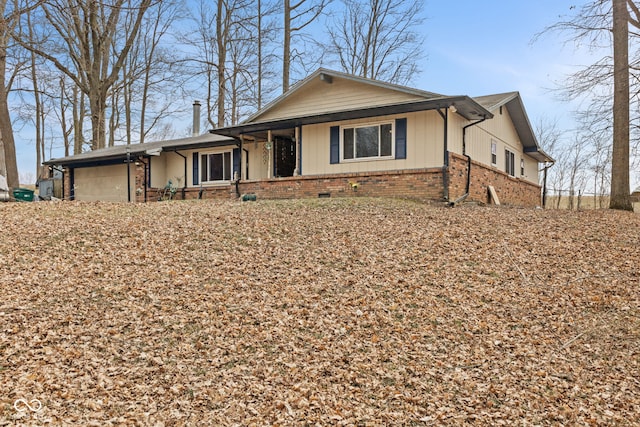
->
[201,151,232,182]
[491,140,497,165]
[505,149,515,177]
[342,122,394,161]
[520,158,525,176]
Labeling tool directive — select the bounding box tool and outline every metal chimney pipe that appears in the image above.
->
[192,100,201,136]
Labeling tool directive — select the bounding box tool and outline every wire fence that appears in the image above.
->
[544,189,637,210]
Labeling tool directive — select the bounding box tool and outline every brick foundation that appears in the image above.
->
[151,168,446,202]
[63,153,542,207]
[207,154,538,207]
[448,152,542,207]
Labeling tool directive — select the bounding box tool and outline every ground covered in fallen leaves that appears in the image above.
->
[1,198,639,426]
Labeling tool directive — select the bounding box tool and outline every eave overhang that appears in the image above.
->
[43,135,237,168]
[212,96,493,138]
[473,91,555,163]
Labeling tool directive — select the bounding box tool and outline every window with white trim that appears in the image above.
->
[520,158,525,176]
[491,140,497,165]
[505,149,515,177]
[200,151,233,182]
[342,122,393,160]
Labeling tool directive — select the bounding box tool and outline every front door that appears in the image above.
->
[273,137,296,177]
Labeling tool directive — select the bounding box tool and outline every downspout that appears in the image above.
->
[70,168,75,201]
[60,168,65,201]
[540,160,555,208]
[449,117,487,207]
[174,151,187,199]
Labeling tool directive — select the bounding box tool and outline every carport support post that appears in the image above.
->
[126,147,131,202]
[437,107,450,201]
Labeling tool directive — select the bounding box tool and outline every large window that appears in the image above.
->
[201,151,232,182]
[342,122,393,160]
[505,149,515,177]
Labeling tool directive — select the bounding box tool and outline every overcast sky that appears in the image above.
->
[16,1,600,182]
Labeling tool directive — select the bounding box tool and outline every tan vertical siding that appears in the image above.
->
[300,110,445,176]
[256,79,427,121]
[149,156,167,188]
[453,108,540,185]
[165,152,187,188]
[245,141,270,180]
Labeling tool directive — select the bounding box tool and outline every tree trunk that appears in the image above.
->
[0,9,18,188]
[73,85,84,155]
[89,88,107,150]
[258,0,262,109]
[216,0,226,127]
[610,0,633,210]
[283,0,290,93]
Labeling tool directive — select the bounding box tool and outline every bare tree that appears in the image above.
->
[116,0,183,144]
[256,0,279,109]
[283,0,330,92]
[181,0,219,129]
[327,0,424,84]
[181,0,271,128]
[611,0,632,209]
[17,0,153,150]
[535,117,565,208]
[540,0,637,210]
[24,8,45,178]
[0,0,34,189]
[566,136,589,209]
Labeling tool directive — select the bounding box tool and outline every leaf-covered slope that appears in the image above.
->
[1,199,638,425]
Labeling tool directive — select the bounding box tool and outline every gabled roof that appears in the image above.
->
[44,133,236,167]
[215,68,493,138]
[474,92,554,163]
[246,68,445,123]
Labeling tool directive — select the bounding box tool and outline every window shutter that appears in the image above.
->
[330,126,340,164]
[193,152,199,185]
[233,148,241,179]
[395,118,407,159]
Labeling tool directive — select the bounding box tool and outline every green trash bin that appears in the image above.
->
[13,188,35,202]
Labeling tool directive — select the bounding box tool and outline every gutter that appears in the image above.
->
[449,117,488,207]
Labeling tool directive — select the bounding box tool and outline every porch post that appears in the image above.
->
[294,126,300,176]
[267,130,273,179]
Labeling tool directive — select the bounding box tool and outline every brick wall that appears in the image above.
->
[448,152,542,207]
[145,157,541,207]
[135,161,147,203]
[237,168,445,201]
[63,168,71,200]
[146,168,445,202]
[65,153,541,207]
